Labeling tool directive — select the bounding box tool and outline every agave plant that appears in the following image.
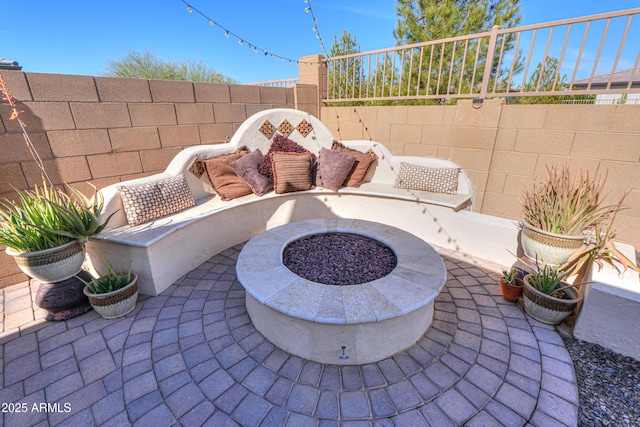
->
[521,164,618,235]
[80,261,133,294]
[501,269,518,286]
[0,180,114,253]
[518,192,638,296]
[525,260,568,295]
[560,193,640,283]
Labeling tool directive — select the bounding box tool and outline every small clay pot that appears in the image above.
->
[500,277,524,302]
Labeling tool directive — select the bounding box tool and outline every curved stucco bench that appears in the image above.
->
[87,108,475,296]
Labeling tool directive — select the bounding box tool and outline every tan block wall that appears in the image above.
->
[321,102,640,252]
[0,70,314,287]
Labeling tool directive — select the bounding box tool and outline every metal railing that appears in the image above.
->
[250,78,299,87]
[326,8,640,103]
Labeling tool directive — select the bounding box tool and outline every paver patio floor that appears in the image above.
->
[0,244,578,426]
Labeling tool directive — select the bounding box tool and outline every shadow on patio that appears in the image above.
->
[1,244,578,426]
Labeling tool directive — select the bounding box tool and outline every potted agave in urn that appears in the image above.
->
[0,182,112,283]
[0,72,115,320]
[520,164,620,264]
[81,262,139,319]
[520,258,583,325]
[500,268,524,302]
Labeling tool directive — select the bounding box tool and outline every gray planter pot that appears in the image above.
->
[83,273,138,319]
[6,240,85,283]
[522,274,583,325]
[520,221,585,265]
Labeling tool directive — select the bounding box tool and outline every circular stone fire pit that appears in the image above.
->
[236,218,446,364]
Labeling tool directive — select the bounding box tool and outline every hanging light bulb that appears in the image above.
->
[238,39,243,46]
[209,20,215,26]
[254,47,258,53]
[305,6,311,13]
[312,25,317,32]
[224,31,229,38]
[264,50,268,56]
[186,5,192,13]
[303,0,308,3]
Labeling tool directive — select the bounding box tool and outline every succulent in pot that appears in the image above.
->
[520,164,621,264]
[518,257,583,325]
[80,262,138,319]
[499,268,524,302]
[0,180,114,283]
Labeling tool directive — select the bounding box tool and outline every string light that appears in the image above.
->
[300,0,328,57]
[180,0,324,66]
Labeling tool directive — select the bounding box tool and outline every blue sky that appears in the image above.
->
[2,1,639,83]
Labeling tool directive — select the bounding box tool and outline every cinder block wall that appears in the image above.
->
[321,102,640,252]
[0,71,317,288]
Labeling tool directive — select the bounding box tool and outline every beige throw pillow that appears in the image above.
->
[394,162,459,194]
[118,174,196,226]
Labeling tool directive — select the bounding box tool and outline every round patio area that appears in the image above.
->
[0,244,578,426]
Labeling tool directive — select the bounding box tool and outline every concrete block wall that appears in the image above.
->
[0,70,306,288]
[321,102,640,253]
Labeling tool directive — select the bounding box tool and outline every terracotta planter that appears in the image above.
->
[520,221,585,265]
[522,274,583,325]
[500,277,524,302]
[6,240,85,283]
[83,273,138,319]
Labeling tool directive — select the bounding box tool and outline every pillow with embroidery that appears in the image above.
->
[118,174,196,226]
[394,162,459,194]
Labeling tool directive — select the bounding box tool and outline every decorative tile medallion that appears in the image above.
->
[277,119,294,137]
[188,158,206,178]
[259,120,276,139]
[296,119,313,138]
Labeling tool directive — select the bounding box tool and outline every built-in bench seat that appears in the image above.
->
[88,108,474,296]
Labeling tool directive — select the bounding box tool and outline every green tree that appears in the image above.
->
[103,50,235,83]
[328,31,362,101]
[394,0,521,44]
[514,57,595,104]
[393,0,522,101]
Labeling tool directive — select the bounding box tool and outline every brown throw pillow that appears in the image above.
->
[394,162,460,194]
[270,152,314,194]
[230,149,273,196]
[259,134,314,180]
[202,147,252,201]
[118,174,196,226]
[331,141,378,187]
[315,147,357,192]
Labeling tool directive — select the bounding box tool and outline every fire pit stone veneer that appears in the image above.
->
[236,218,447,364]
